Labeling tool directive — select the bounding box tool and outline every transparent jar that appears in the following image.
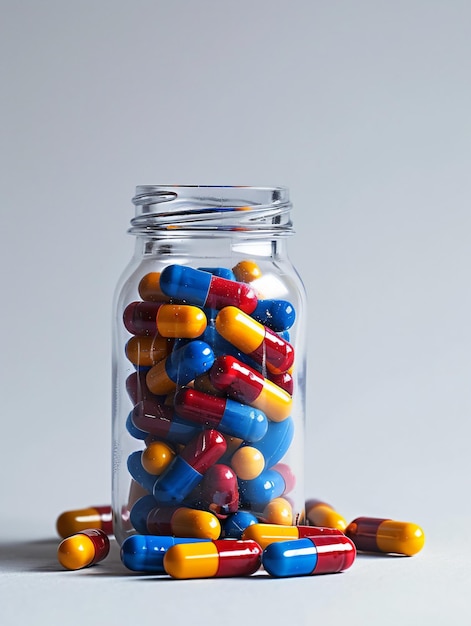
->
[112,185,307,546]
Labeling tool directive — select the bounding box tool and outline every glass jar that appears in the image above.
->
[112,185,307,546]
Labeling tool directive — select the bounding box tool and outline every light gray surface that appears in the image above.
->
[1,1,470,623]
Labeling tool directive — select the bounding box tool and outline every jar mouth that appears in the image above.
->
[129,185,293,237]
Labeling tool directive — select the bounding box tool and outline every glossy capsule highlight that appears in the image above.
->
[56,506,113,538]
[216,306,294,374]
[131,400,199,444]
[123,301,207,338]
[174,387,268,442]
[262,535,356,578]
[57,529,110,570]
[210,355,292,422]
[153,429,227,504]
[121,535,211,573]
[305,499,348,532]
[125,335,173,367]
[163,539,262,579]
[251,299,296,332]
[159,264,258,314]
[345,517,425,556]
[243,523,344,549]
[146,506,221,539]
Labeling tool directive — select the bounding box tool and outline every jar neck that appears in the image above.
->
[128,185,294,239]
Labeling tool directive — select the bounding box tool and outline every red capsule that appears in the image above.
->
[199,464,239,517]
[126,371,163,405]
[123,301,161,335]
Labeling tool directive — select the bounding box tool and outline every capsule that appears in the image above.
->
[345,517,425,556]
[121,535,211,573]
[159,264,258,314]
[174,387,268,443]
[238,467,288,509]
[249,416,294,468]
[262,535,356,577]
[56,506,113,538]
[216,306,294,375]
[153,429,227,504]
[305,499,347,531]
[128,450,160,494]
[251,299,296,332]
[223,511,259,539]
[146,340,215,395]
[138,272,170,302]
[230,446,265,480]
[243,523,344,549]
[260,497,293,525]
[131,400,199,444]
[126,370,162,404]
[199,266,236,280]
[57,529,110,570]
[210,355,292,422]
[163,539,262,579]
[142,441,176,475]
[232,260,262,283]
[130,495,158,534]
[125,335,173,367]
[267,370,294,395]
[199,464,239,517]
[147,506,221,539]
[124,301,207,338]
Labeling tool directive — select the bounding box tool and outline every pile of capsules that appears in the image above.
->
[56,500,425,576]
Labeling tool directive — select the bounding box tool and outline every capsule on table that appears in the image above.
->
[305,499,347,532]
[159,264,258,314]
[230,446,265,480]
[131,399,199,444]
[243,523,344,549]
[223,511,259,539]
[138,272,169,302]
[121,535,211,573]
[57,529,110,570]
[124,301,207,338]
[232,259,262,283]
[164,539,262,579]
[174,387,268,443]
[251,299,296,332]
[210,355,292,422]
[147,506,222,539]
[345,517,425,556]
[56,506,113,538]
[199,464,239,517]
[262,535,356,577]
[146,340,215,395]
[153,429,227,504]
[215,306,294,375]
[125,335,173,367]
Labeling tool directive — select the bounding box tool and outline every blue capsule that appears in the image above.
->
[198,267,236,280]
[130,495,157,534]
[121,535,210,573]
[223,511,259,539]
[252,299,296,331]
[249,416,294,467]
[160,265,213,307]
[238,468,286,509]
[126,411,148,440]
[127,451,156,494]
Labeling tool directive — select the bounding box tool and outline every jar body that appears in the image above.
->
[112,187,307,546]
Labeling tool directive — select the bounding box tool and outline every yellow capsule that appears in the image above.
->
[171,507,221,540]
[138,272,170,302]
[216,306,264,355]
[164,541,220,579]
[145,358,175,395]
[255,378,292,422]
[242,523,300,549]
[141,441,176,475]
[232,260,262,283]
[345,517,425,556]
[230,446,265,480]
[56,506,113,539]
[305,499,347,531]
[156,304,207,338]
[125,335,172,367]
[262,497,293,525]
[57,529,110,570]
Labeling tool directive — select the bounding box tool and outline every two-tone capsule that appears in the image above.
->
[57,529,110,570]
[121,535,211,573]
[123,301,207,337]
[56,506,113,538]
[345,517,425,556]
[243,523,344,549]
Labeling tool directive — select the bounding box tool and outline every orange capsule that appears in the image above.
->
[125,335,173,367]
[138,272,170,302]
[141,441,176,475]
[56,506,113,538]
[305,499,347,532]
[232,260,262,283]
[230,446,265,480]
[57,529,110,570]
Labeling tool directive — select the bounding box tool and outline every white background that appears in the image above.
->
[1,1,470,624]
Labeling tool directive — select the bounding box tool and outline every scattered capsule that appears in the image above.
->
[243,523,344,549]
[232,260,262,283]
[121,535,211,573]
[174,386,268,442]
[216,306,294,375]
[164,539,262,579]
[57,529,110,570]
[223,511,259,539]
[159,264,258,314]
[251,299,296,332]
[138,272,169,302]
[125,335,173,367]
[147,506,221,539]
[153,429,227,504]
[262,535,356,577]
[146,340,215,395]
[199,464,239,517]
[56,506,113,538]
[305,499,347,532]
[142,441,176,475]
[210,355,292,422]
[345,517,425,556]
[230,446,265,480]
